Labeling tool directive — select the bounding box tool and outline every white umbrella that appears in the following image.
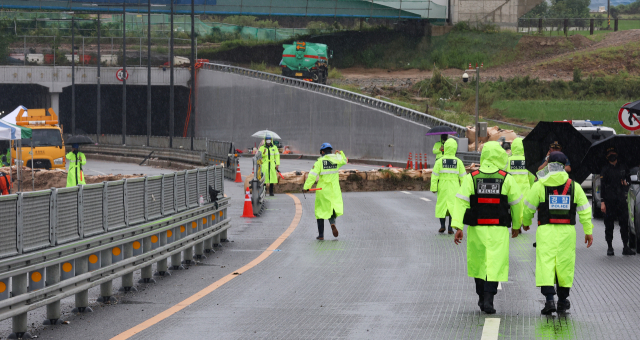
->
[251,130,281,140]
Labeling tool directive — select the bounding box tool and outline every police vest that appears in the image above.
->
[509,160,526,171]
[463,170,512,227]
[538,179,577,225]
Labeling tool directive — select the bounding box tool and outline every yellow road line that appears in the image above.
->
[111,193,303,340]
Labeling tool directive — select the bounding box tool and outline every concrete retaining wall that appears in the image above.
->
[196,69,449,165]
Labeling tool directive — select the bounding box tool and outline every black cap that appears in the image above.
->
[550,141,562,149]
[606,146,616,154]
[549,151,567,165]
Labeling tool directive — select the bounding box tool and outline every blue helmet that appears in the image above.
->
[320,143,332,151]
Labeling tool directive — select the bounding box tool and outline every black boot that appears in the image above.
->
[623,246,636,255]
[483,292,496,314]
[557,299,570,314]
[438,218,446,233]
[478,296,485,312]
[607,242,615,256]
[269,184,274,196]
[541,300,556,315]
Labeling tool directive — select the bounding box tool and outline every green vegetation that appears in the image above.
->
[542,40,640,76]
[491,100,629,133]
[523,0,591,18]
[611,0,640,16]
[328,68,344,79]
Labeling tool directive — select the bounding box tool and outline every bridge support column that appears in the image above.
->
[72,256,93,313]
[47,91,61,116]
[43,264,62,325]
[139,236,156,284]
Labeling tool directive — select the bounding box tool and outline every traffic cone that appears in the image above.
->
[241,190,254,218]
[406,153,413,170]
[235,161,242,183]
[418,153,423,170]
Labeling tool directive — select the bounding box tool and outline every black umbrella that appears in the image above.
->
[574,135,640,181]
[523,121,592,183]
[622,100,640,126]
[425,126,457,136]
[66,135,95,145]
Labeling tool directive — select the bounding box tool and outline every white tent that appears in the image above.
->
[0,105,27,125]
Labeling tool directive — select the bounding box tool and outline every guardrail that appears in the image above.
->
[0,165,229,338]
[250,150,266,216]
[200,63,468,136]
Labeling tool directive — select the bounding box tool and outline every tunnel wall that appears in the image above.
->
[196,69,445,165]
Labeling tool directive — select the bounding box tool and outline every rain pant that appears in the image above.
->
[259,142,280,184]
[523,167,593,288]
[452,141,523,282]
[430,139,466,218]
[66,151,86,187]
[433,141,444,161]
[304,151,347,219]
[507,138,536,225]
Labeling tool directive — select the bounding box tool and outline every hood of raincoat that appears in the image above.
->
[537,163,569,186]
[443,138,458,157]
[511,138,524,157]
[479,141,508,173]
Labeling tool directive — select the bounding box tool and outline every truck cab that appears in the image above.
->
[12,108,66,170]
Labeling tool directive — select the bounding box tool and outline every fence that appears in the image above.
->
[199,63,468,137]
[206,140,237,180]
[0,164,229,337]
[517,18,640,36]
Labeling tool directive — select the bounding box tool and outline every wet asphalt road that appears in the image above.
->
[3,161,638,339]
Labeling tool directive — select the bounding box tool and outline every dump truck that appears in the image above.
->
[12,108,66,170]
[281,41,332,84]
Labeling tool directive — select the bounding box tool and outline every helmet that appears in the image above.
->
[320,143,332,151]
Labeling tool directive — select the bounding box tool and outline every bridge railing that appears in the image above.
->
[0,165,230,337]
[200,63,468,137]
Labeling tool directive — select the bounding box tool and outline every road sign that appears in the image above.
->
[116,69,129,81]
[618,105,640,131]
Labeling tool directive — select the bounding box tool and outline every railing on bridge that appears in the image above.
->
[200,63,468,137]
[0,165,230,338]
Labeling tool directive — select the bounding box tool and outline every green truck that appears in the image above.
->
[280,41,332,84]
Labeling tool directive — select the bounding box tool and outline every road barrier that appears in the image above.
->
[0,165,229,339]
[200,63,467,137]
[250,150,266,216]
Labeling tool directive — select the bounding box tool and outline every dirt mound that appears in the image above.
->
[0,167,143,193]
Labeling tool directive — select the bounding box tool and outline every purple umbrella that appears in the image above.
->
[426,126,457,136]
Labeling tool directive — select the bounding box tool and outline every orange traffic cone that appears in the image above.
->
[241,190,254,218]
[235,161,242,183]
[406,153,413,170]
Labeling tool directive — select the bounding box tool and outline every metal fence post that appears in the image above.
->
[155,231,170,277]
[614,18,619,31]
[97,248,116,303]
[182,220,195,266]
[120,242,136,292]
[170,225,184,270]
[50,188,57,246]
[43,264,62,325]
[564,18,568,36]
[194,217,205,260]
[590,18,594,35]
[72,256,92,313]
[538,18,543,34]
[9,273,31,339]
[138,236,156,284]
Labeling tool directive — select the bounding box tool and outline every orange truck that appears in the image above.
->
[12,108,66,169]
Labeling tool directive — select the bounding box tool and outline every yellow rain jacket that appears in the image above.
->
[452,141,523,282]
[507,138,536,224]
[66,151,87,187]
[304,151,348,219]
[523,165,593,288]
[259,139,280,184]
[433,141,444,161]
[430,139,466,218]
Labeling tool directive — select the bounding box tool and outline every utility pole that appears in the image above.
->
[190,0,195,150]
[169,0,174,148]
[122,3,127,145]
[97,13,101,144]
[71,14,75,135]
[147,0,152,146]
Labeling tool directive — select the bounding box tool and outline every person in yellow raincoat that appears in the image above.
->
[507,138,536,229]
[303,143,347,240]
[452,141,523,314]
[66,144,87,187]
[430,138,466,234]
[259,134,280,196]
[432,135,448,161]
[522,151,593,315]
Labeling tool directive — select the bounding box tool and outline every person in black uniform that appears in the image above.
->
[600,146,634,256]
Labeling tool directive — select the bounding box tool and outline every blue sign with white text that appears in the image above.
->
[549,195,570,210]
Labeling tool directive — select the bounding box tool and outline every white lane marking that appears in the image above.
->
[481,318,501,340]
[498,282,502,290]
[420,197,431,202]
[401,191,411,194]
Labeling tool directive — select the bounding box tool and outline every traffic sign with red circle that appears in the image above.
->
[619,103,640,131]
[116,69,129,81]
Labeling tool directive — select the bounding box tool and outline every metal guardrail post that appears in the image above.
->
[155,232,170,277]
[170,225,184,270]
[182,221,195,266]
[9,273,30,339]
[220,209,228,242]
[43,264,62,325]
[97,248,116,303]
[72,256,92,313]
[194,218,205,260]
[120,242,136,292]
[138,236,156,284]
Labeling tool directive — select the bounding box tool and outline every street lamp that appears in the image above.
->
[463,66,480,152]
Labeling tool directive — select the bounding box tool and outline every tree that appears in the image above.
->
[523,1,550,18]
[549,0,591,18]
